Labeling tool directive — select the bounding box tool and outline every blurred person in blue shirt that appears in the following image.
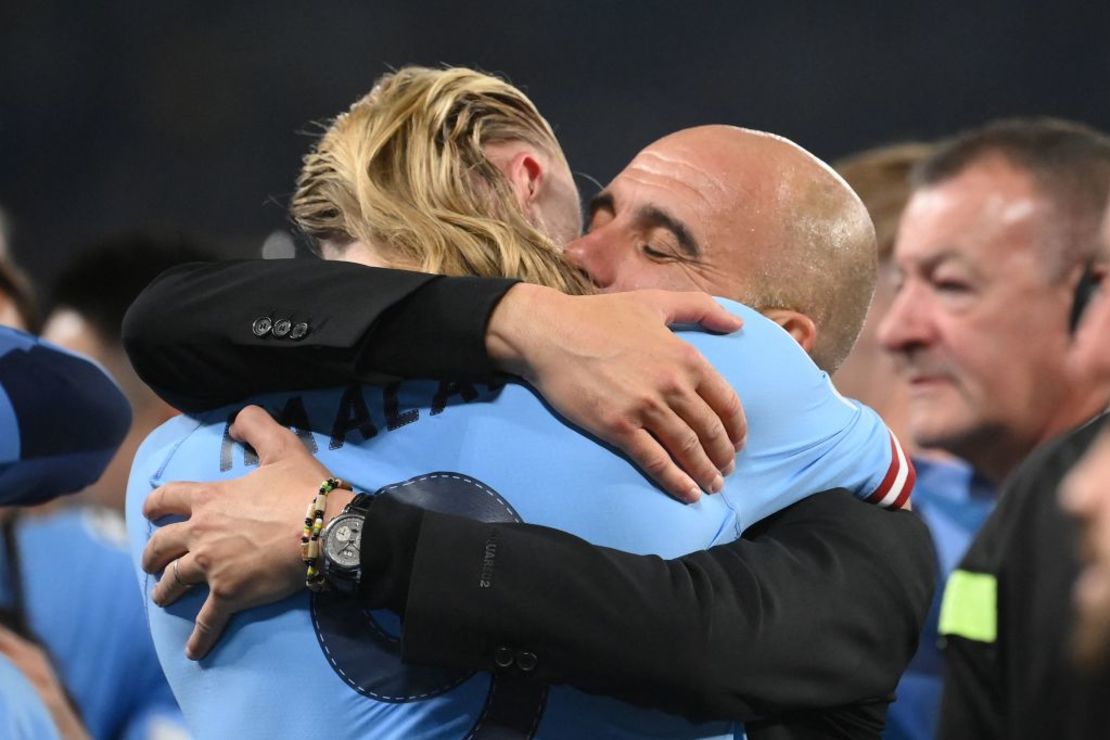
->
[0,236,204,739]
[0,257,130,737]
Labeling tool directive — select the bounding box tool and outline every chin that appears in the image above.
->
[907,414,976,454]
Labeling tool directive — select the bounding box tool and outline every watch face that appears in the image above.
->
[325,515,362,569]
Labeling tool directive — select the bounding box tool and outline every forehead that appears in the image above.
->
[42,309,108,359]
[895,158,1047,269]
[604,145,748,243]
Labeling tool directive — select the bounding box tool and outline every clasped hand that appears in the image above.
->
[140,405,349,660]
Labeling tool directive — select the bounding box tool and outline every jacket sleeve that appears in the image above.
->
[121,259,518,412]
[360,489,936,722]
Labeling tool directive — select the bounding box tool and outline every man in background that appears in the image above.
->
[0,233,206,738]
[942,180,1110,740]
[0,227,133,737]
[880,117,1109,488]
[872,117,1110,738]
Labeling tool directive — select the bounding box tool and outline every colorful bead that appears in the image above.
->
[302,477,352,591]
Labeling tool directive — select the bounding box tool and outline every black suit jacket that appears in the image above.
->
[123,259,516,412]
[124,258,936,738]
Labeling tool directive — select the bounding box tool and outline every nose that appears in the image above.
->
[877,280,936,354]
[564,230,617,289]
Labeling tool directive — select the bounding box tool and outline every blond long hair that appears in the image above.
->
[291,67,593,295]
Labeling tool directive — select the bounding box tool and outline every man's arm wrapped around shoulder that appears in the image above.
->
[360,489,936,722]
[122,260,746,498]
[122,259,517,412]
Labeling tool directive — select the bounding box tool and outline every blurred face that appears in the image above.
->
[1070,208,1110,386]
[1060,428,1110,670]
[878,157,1079,480]
[0,290,25,330]
[563,130,767,298]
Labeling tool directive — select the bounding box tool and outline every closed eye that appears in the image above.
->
[934,280,971,293]
[642,244,675,260]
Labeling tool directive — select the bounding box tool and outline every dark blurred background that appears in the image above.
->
[2,0,1108,289]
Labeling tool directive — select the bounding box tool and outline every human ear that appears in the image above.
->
[506,151,544,207]
[761,308,818,355]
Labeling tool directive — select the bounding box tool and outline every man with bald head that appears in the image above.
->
[126,123,932,737]
[566,126,875,375]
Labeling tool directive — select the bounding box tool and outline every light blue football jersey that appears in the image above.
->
[0,508,188,740]
[127,298,910,740]
[0,654,60,740]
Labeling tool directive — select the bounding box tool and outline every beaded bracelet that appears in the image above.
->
[301,477,351,591]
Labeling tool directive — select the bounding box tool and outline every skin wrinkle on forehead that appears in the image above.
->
[633,150,731,197]
[625,151,726,212]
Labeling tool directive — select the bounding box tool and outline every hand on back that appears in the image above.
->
[487,285,747,502]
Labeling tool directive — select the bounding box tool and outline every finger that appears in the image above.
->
[621,429,702,503]
[693,361,747,452]
[664,386,738,474]
[185,596,232,661]
[143,481,201,521]
[655,292,744,334]
[229,405,299,465]
[642,404,724,496]
[141,521,191,574]
[151,553,205,608]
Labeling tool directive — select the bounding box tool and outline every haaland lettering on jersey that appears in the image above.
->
[127,298,912,740]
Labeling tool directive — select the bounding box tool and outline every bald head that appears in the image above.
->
[569,125,876,372]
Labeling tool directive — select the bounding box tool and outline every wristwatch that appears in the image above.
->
[320,493,374,593]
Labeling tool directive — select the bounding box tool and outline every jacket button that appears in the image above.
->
[273,319,292,337]
[251,317,273,337]
[494,647,514,669]
[289,322,310,340]
[515,650,538,672]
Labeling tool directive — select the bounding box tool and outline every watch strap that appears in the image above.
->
[344,492,375,516]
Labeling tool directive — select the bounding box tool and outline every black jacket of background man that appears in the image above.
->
[123,258,937,739]
[939,412,1110,739]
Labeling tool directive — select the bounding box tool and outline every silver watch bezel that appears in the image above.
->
[321,510,365,592]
